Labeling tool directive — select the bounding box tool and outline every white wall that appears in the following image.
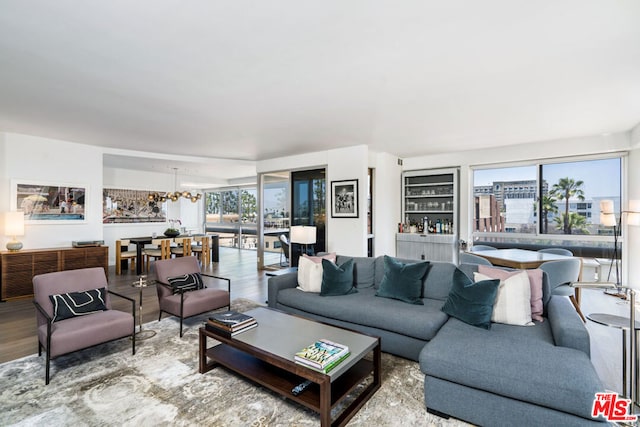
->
[0,133,103,249]
[626,125,640,290]
[370,152,402,256]
[326,146,369,256]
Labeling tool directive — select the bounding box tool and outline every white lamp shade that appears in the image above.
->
[290,226,316,244]
[628,200,640,226]
[4,211,25,236]
[600,199,614,214]
[600,213,617,227]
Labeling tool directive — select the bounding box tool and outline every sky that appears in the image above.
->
[473,158,621,199]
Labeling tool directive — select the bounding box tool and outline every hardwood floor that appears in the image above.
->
[0,248,628,397]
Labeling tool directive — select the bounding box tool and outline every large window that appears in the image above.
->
[205,187,258,249]
[472,157,622,241]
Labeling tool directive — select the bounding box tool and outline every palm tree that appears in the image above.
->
[553,212,590,235]
[540,194,558,234]
[550,177,585,234]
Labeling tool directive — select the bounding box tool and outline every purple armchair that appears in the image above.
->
[33,267,136,384]
[154,256,230,337]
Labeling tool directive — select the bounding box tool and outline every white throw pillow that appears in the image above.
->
[474,270,533,326]
[297,256,324,292]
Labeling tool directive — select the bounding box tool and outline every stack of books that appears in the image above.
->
[294,339,350,373]
[205,311,257,337]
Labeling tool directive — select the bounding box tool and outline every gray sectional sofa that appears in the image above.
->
[267,254,606,426]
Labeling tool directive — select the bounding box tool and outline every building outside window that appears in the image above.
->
[472,157,622,246]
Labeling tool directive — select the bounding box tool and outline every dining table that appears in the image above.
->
[468,248,574,269]
[125,234,220,275]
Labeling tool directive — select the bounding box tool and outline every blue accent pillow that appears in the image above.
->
[49,287,108,322]
[320,258,357,296]
[376,256,429,305]
[441,268,500,329]
[167,272,204,294]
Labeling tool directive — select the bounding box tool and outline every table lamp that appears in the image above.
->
[4,211,25,252]
[290,225,316,256]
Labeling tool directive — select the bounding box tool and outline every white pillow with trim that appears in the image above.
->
[474,270,533,326]
[297,256,324,292]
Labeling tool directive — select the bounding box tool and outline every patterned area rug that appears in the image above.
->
[0,299,471,426]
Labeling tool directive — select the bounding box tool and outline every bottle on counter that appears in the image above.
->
[436,219,442,234]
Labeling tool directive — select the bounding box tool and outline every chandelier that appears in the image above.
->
[148,168,203,203]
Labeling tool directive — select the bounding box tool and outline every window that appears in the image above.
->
[472,157,622,240]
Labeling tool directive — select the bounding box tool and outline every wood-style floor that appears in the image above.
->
[0,248,628,397]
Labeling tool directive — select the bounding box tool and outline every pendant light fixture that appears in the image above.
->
[148,168,202,203]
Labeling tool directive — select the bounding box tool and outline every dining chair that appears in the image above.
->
[459,252,493,266]
[538,247,573,256]
[279,234,290,266]
[171,237,193,258]
[144,238,172,272]
[154,256,231,337]
[115,239,137,275]
[539,258,584,322]
[33,267,136,384]
[469,245,496,252]
[191,235,210,265]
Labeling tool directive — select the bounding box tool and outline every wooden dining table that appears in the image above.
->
[469,248,574,269]
[125,234,220,275]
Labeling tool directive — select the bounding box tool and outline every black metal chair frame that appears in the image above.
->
[157,273,231,337]
[33,290,136,385]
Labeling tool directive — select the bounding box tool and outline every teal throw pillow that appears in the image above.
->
[441,268,500,329]
[376,256,429,305]
[320,258,357,296]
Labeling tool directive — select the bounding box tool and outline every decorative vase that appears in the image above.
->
[164,229,180,238]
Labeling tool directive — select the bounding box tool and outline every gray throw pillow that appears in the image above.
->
[441,268,500,329]
[376,255,429,305]
[320,258,357,296]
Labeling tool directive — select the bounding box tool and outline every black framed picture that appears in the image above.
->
[331,179,358,218]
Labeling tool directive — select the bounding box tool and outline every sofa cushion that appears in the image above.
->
[423,262,460,300]
[475,270,533,326]
[479,265,544,322]
[337,255,376,288]
[277,287,448,341]
[321,258,357,296]
[420,317,604,421]
[50,288,108,322]
[376,256,429,305]
[441,268,500,329]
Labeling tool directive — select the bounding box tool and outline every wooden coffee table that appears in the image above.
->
[199,307,381,426]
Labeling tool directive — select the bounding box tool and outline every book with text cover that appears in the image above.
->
[208,311,256,331]
[294,339,349,370]
[295,351,351,373]
[205,321,258,337]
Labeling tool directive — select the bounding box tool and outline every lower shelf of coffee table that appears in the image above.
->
[205,344,374,411]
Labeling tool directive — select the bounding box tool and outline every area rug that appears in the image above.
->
[0,298,471,426]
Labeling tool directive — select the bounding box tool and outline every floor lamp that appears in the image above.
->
[596,199,640,405]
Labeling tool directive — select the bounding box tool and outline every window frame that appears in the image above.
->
[470,152,627,244]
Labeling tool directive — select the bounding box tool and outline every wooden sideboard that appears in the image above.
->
[0,246,109,301]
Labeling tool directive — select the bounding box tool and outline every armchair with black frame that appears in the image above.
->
[32,267,136,385]
[154,256,231,337]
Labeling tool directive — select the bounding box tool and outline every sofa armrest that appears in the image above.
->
[547,295,591,357]
[267,272,298,308]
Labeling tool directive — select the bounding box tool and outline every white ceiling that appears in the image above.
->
[1,1,640,179]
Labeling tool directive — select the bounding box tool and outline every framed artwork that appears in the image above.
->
[103,188,167,223]
[331,179,359,218]
[11,180,87,223]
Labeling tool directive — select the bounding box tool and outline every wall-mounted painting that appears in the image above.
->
[103,188,167,223]
[331,179,359,218]
[11,180,87,223]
